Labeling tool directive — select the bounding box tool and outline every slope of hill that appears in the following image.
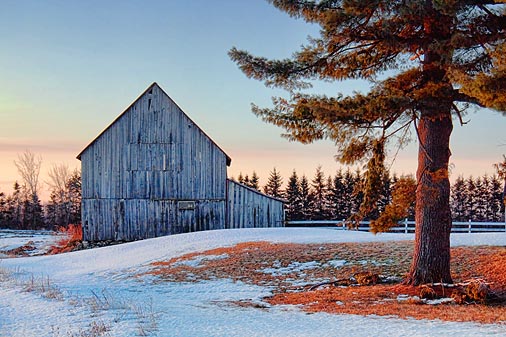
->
[1,228,505,336]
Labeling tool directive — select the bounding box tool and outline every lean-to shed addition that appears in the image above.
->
[77,83,284,242]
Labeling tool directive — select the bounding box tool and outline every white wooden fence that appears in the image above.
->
[286,219,506,233]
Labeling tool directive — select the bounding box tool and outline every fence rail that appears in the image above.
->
[286,220,506,233]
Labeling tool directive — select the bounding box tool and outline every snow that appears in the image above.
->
[0,229,60,257]
[260,260,320,276]
[172,253,230,268]
[0,228,505,337]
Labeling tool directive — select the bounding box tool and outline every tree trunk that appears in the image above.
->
[405,112,453,285]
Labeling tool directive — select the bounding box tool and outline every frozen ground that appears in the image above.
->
[0,229,61,258]
[0,228,505,337]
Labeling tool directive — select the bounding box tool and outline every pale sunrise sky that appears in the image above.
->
[1,0,505,200]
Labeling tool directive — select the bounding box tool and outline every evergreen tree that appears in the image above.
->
[474,177,488,221]
[249,171,260,191]
[230,0,506,284]
[370,171,392,219]
[46,164,72,228]
[0,191,6,228]
[299,175,312,220]
[494,155,506,223]
[23,193,45,229]
[328,169,346,220]
[464,177,477,221]
[237,172,244,184]
[6,182,23,229]
[489,174,504,222]
[341,169,356,219]
[351,169,364,217]
[324,175,335,219]
[263,168,284,198]
[285,170,302,220]
[67,169,82,225]
[310,166,328,219]
[451,176,467,222]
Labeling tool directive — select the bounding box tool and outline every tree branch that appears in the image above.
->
[452,104,470,126]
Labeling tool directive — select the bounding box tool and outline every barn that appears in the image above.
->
[77,83,284,242]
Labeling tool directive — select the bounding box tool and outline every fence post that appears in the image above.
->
[468,219,472,233]
[404,218,408,233]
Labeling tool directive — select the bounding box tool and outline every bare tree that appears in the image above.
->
[13,150,44,228]
[14,150,42,198]
[46,164,71,227]
[47,163,70,197]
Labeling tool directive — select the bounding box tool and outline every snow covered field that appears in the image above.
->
[1,228,505,337]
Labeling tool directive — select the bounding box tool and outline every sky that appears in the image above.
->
[1,0,505,200]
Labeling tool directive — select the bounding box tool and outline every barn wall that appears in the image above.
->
[82,199,224,241]
[80,84,227,241]
[226,180,285,229]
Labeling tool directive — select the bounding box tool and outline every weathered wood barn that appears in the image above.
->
[77,83,284,242]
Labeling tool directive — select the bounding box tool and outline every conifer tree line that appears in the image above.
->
[0,151,81,230]
[235,167,505,223]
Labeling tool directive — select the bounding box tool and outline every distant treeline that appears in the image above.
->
[1,163,504,231]
[0,171,81,230]
[233,167,505,222]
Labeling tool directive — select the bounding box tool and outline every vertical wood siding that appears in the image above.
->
[80,84,227,241]
[226,180,285,229]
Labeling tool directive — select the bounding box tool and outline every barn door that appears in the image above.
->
[176,201,196,234]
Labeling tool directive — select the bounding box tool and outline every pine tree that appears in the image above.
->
[324,175,335,219]
[237,173,244,184]
[464,177,477,221]
[328,170,346,220]
[490,174,504,222]
[67,169,82,225]
[0,191,6,228]
[310,166,328,219]
[263,168,284,198]
[341,169,356,219]
[451,176,467,222]
[250,171,260,191]
[351,169,364,217]
[474,177,488,222]
[370,171,392,219]
[23,193,45,229]
[299,175,312,220]
[243,174,251,187]
[494,155,506,223]
[230,0,506,284]
[7,182,23,229]
[285,170,302,220]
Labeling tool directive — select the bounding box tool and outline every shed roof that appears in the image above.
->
[227,179,286,203]
[76,82,232,166]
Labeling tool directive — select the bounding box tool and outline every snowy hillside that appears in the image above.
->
[1,228,505,337]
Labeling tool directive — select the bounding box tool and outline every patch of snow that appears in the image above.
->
[172,253,229,268]
[260,261,320,276]
[326,259,347,268]
[426,298,455,305]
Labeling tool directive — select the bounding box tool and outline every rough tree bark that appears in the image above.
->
[406,112,453,285]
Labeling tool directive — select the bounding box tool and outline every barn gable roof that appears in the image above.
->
[76,82,232,166]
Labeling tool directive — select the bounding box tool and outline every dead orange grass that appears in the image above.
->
[141,241,506,324]
[48,224,83,254]
[267,285,506,324]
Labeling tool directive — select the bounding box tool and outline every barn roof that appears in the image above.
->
[76,82,232,166]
